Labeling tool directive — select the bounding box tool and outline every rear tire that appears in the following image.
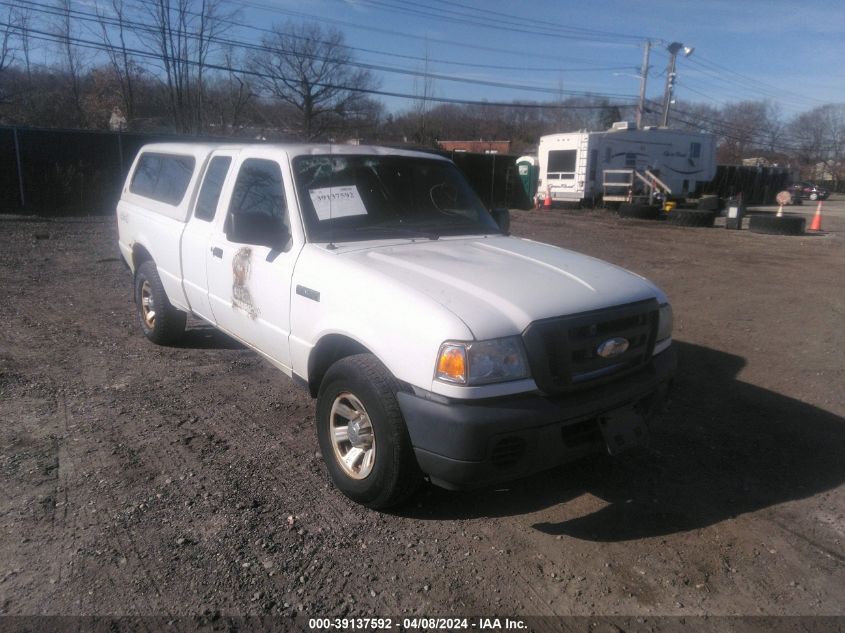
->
[696,195,720,211]
[316,354,423,509]
[618,203,659,220]
[667,209,715,227]
[748,214,806,236]
[134,261,186,344]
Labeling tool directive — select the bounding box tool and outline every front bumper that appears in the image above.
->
[397,346,676,489]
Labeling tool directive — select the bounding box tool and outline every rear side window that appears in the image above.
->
[194,156,232,221]
[130,152,195,205]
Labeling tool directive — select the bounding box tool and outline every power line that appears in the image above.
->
[352,0,646,46]
[425,0,653,43]
[114,0,630,73]
[225,0,640,63]
[690,54,826,106]
[2,19,639,111]
[685,57,823,110]
[4,0,640,101]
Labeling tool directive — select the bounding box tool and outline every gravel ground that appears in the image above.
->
[0,203,843,627]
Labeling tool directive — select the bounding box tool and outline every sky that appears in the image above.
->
[230,0,843,118]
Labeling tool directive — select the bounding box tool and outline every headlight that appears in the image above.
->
[435,336,530,385]
[657,303,673,342]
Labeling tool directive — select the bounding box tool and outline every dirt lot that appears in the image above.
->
[1,202,843,627]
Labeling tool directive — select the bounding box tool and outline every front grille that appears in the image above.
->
[490,436,527,469]
[522,299,658,394]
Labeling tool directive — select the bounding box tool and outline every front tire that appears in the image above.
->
[316,354,423,509]
[134,261,186,345]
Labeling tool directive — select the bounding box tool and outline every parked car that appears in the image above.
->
[788,181,829,201]
[117,143,676,508]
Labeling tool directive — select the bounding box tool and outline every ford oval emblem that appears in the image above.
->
[597,337,629,359]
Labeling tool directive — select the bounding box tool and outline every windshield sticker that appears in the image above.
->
[309,185,368,221]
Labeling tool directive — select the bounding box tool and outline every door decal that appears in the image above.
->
[232,247,259,318]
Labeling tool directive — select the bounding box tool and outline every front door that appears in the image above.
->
[206,152,302,371]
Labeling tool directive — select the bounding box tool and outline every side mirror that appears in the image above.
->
[491,207,510,234]
[229,213,290,249]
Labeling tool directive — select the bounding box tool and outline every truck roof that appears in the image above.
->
[136,142,448,162]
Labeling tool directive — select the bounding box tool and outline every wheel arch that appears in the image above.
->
[131,243,154,274]
[307,334,375,398]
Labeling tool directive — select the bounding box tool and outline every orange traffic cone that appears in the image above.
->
[809,200,823,231]
[543,185,552,210]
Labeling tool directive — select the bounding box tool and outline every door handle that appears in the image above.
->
[211,246,223,259]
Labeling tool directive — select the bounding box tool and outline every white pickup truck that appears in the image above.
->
[117,142,675,508]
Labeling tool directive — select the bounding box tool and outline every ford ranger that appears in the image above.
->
[116,143,675,508]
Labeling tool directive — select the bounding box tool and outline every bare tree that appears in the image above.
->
[207,45,253,133]
[251,21,378,140]
[790,104,845,187]
[0,6,15,76]
[0,6,18,105]
[53,0,89,126]
[95,0,139,127]
[142,0,227,133]
[14,4,33,103]
[706,100,778,164]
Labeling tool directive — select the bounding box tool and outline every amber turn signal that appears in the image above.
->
[435,344,467,384]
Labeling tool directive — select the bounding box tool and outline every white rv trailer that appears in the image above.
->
[537,122,716,205]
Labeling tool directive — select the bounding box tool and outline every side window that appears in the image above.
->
[130,153,195,205]
[690,142,701,159]
[194,156,232,222]
[226,158,288,246]
[625,153,637,167]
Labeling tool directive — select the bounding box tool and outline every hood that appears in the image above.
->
[339,235,664,340]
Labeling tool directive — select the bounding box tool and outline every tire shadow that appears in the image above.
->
[398,341,845,541]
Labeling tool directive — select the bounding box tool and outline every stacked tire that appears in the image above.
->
[666,209,716,228]
[748,215,805,236]
[618,203,659,220]
[696,195,720,212]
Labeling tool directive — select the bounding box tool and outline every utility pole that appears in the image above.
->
[636,40,651,129]
[661,41,693,127]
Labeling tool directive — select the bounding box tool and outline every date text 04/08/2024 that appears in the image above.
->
[307,617,528,630]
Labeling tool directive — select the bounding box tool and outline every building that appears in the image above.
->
[437,140,512,154]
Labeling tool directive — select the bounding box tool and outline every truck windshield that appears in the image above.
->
[292,154,501,242]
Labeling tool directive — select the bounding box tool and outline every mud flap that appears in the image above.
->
[599,406,649,455]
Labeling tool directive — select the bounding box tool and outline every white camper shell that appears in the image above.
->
[537,122,716,205]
